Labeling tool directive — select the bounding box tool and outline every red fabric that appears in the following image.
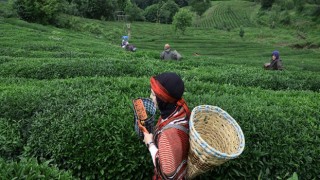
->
[150,77,190,118]
[150,77,177,103]
[152,107,190,180]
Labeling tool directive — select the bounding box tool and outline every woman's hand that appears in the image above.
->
[143,132,154,145]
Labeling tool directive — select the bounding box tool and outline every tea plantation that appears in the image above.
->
[0,2,320,179]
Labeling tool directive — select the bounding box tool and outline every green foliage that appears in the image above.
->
[69,0,118,20]
[311,4,320,18]
[0,157,74,179]
[174,0,188,7]
[82,23,104,35]
[0,77,154,179]
[1,8,320,179]
[52,14,74,28]
[269,4,281,23]
[256,1,302,27]
[62,1,81,16]
[132,0,154,9]
[0,118,22,159]
[84,0,117,20]
[293,0,305,12]
[261,0,275,9]
[189,0,211,16]
[0,58,320,92]
[280,11,291,25]
[14,0,64,25]
[239,26,244,38]
[287,172,299,180]
[105,27,123,44]
[1,72,320,179]
[281,0,295,10]
[173,8,193,34]
[159,0,179,24]
[125,1,145,22]
[143,4,158,22]
[0,0,17,18]
[196,1,256,30]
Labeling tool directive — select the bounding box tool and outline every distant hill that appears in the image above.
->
[194,0,319,30]
[194,1,260,30]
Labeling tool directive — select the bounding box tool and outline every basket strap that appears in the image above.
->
[162,124,189,135]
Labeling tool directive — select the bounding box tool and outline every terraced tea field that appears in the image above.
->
[0,1,320,179]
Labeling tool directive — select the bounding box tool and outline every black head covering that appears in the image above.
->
[154,72,184,119]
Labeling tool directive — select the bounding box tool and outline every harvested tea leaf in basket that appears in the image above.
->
[133,99,149,133]
[132,98,156,140]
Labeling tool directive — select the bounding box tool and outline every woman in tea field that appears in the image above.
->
[264,50,283,70]
[143,72,191,179]
[121,35,129,48]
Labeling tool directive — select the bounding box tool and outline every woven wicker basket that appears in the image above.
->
[133,98,156,140]
[187,105,245,179]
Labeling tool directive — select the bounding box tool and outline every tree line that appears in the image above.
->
[12,0,207,25]
[6,0,320,27]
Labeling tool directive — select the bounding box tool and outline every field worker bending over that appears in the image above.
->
[264,50,283,70]
[160,44,182,60]
[121,36,129,48]
[125,42,137,52]
[143,72,190,179]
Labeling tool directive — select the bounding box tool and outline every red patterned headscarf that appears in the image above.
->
[150,73,190,118]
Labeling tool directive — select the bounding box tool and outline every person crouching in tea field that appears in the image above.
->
[121,36,129,48]
[264,50,283,70]
[143,72,191,179]
[125,42,137,52]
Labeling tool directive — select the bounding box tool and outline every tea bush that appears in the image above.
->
[1,76,319,179]
[186,80,320,179]
[0,157,74,179]
[0,77,154,179]
[1,58,319,92]
[0,118,22,159]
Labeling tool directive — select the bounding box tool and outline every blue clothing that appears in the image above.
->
[272,50,280,59]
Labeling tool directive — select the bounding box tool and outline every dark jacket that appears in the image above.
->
[268,58,283,70]
[160,49,181,60]
[125,44,136,52]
